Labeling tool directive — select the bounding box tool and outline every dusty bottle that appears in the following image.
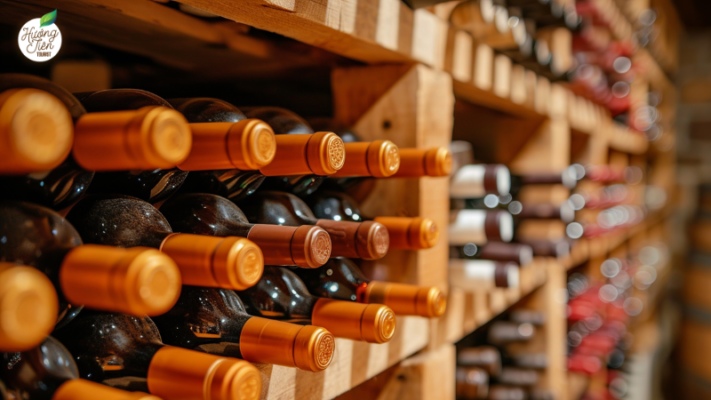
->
[54,311,262,400]
[79,90,275,203]
[0,336,160,400]
[152,286,334,372]
[240,267,396,343]
[306,190,440,250]
[65,195,265,290]
[160,193,332,268]
[295,257,446,318]
[176,101,344,200]
[0,201,181,322]
[0,74,91,208]
[0,263,58,351]
[241,191,389,260]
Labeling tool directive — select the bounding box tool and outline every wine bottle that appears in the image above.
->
[79,90,274,203]
[0,201,180,320]
[53,311,262,400]
[0,74,74,174]
[449,210,514,246]
[242,190,389,260]
[510,309,546,326]
[487,385,527,400]
[0,264,57,351]
[1,336,160,400]
[306,190,440,250]
[152,286,334,372]
[488,321,535,344]
[65,195,266,289]
[240,267,396,343]
[456,366,489,400]
[458,346,502,377]
[516,237,571,257]
[450,242,534,266]
[449,260,519,290]
[496,367,540,386]
[451,164,579,199]
[504,352,547,369]
[295,257,446,318]
[160,193,332,268]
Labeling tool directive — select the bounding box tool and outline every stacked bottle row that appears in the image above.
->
[447,141,586,291]
[566,243,668,399]
[448,0,580,81]
[0,73,451,400]
[455,309,553,400]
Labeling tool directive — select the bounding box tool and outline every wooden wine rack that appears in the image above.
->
[0,0,680,399]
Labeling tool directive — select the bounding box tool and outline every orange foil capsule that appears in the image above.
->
[259,132,345,176]
[178,119,276,171]
[312,298,396,344]
[0,263,58,352]
[0,88,73,174]
[332,140,401,178]
[160,234,264,290]
[53,379,162,400]
[73,106,192,171]
[59,245,181,316]
[391,147,452,177]
[363,281,447,318]
[148,347,262,400]
[373,216,440,250]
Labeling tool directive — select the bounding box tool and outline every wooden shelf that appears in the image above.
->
[568,372,591,400]
[257,316,430,400]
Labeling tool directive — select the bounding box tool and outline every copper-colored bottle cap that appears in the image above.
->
[240,318,334,372]
[73,106,191,171]
[392,147,452,178]
[259,132,345,176]
[160,234,263,290]
[0,264,58,352]
[373,216,439,250]
[0,88,73,173]
[53,379,162,400]
[59,245,181,316]
[364,281,446,318]
[312,298,395,343]
[315,220,389,260]
[177,119,276,171]
[332,140,400,178]
[148,346,261,400]
[247,224,331,268]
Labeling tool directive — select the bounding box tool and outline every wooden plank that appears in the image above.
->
[259,317,430,400]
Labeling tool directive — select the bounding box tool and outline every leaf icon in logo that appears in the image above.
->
[39,9,57,27]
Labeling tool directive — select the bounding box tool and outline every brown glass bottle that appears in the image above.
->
[0,74,93,208]
[488,321,535,345]
[0,201,180,322]
[295,258,446,318]
[458,346,502,377]
[450,242,534,266]
[241,267,396,343]
[160,193,332,268]
[487,385,527,400]
[306,190,440,250]
[242,191,389,260]
[152,286,334,372]
[456,366,490,400]
[53,311,262,400]
[65,195,265,289]
[0,263,58,351]
[1,336,159,400]
[496,367,540,386]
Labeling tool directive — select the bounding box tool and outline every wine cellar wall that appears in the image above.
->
[0,0,683,400]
